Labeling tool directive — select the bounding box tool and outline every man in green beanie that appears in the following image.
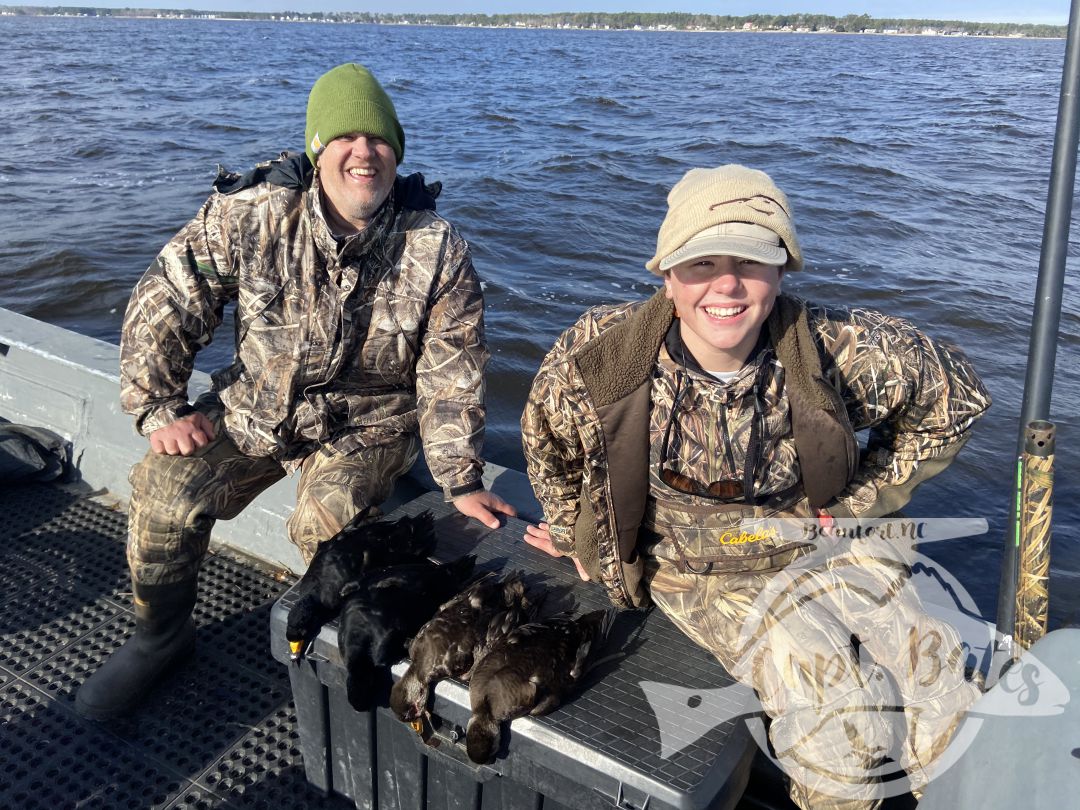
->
[521,165,991,808]
[76,62,514,721]
[304,62,405,234]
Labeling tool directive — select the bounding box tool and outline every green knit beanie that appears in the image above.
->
[305,63,405,166]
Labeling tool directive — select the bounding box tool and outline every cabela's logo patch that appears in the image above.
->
[716,526,779,545]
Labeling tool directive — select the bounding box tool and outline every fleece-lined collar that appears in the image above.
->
[574,291,674,407]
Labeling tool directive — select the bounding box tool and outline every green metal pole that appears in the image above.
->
[993,0,1080,677]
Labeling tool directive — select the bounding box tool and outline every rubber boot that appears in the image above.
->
[75,578,198,721]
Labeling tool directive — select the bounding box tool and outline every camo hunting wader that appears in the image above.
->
[643,505,980,810]
[126,396,419,586]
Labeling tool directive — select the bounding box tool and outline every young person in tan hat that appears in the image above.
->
[76,62,514,721]
[521,165,991,808]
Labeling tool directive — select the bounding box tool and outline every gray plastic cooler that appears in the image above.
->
[269,491,757,810]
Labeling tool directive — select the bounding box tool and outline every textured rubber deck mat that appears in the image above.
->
[131,658,291,766]
[196,599,285,681]
[23,610,134,701]
[194,555,291,681]
[0,485,131,606]
[0,483,352,810]
[193,703,355,809]
[0,679,188,810]
[198,554,288,618]
[0,483,85,539]
[169,781,355,810]
[174,774,357,810]
[0,579,126,675]
[0,549,58,595]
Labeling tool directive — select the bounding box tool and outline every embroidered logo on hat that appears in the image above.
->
[709,195,786,216]
[310,132,324,156]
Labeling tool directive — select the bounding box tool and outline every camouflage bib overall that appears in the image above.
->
[640,359,978,810]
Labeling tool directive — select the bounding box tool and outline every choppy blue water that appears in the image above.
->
[1,16,1077,628]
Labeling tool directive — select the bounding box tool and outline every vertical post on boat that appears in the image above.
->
[993,0,1080,679]
[1014,421,1055,651]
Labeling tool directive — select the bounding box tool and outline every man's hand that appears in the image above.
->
[524,522,590,581]
[149,412,216,456]
[453,490,517,530]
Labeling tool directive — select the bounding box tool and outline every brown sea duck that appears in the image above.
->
[465,608,614,764]
[389,570,542,733]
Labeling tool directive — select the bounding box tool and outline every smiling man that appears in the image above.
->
[521,165,991,808]
[76,63,514,721]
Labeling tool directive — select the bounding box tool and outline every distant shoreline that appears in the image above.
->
[0,6,1066,39]
[0,16,1065,42]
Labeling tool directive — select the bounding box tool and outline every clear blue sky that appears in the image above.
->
[60,1,1072,25]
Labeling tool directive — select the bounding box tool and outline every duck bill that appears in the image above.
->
[407,710,437,745]
[289,638,313,663]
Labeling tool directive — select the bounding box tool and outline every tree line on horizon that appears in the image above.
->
[0,5,1067,38]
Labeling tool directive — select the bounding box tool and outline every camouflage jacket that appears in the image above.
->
[120,159,488,496]
[521,291,991,607]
